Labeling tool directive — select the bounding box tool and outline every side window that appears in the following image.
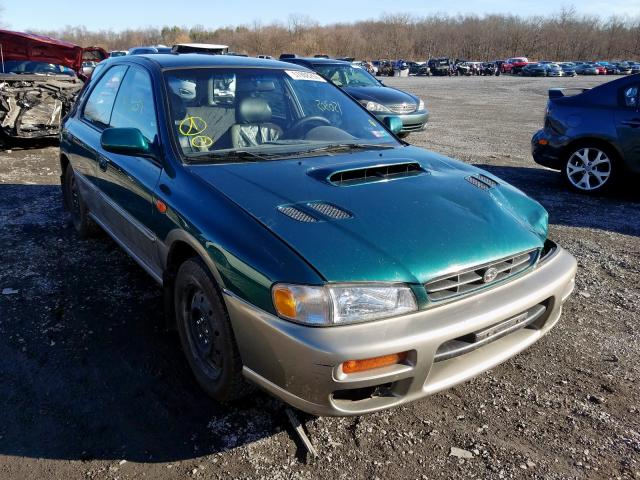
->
[622,86,638,109]
[83,65,128,128]
[110,67,158,143]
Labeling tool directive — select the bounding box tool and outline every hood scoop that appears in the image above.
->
[278,202,353,223]
[328,162,426,186]
[466,174,498,191]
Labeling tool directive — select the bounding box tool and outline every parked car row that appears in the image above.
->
[363,56,640,78]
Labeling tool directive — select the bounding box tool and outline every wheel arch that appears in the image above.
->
[161,230,228,330]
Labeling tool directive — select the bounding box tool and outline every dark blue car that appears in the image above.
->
[281,57,429,137]
[532,74,640,193]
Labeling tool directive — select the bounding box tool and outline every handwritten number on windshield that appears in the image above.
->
[315,100,342,115]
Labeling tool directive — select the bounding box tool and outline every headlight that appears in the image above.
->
[272,283,418,326]
[418,99,425,110]
[360,100,391,113]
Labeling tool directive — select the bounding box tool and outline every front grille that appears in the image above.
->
[307,202,352,219]
[277,205,317,223]
[425,250,538,302]
[388,103,417,114]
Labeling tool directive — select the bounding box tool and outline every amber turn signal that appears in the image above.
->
[155,199,168,213]
[538,138,549,145]
[273,287,297,319]
[342,351,408,374]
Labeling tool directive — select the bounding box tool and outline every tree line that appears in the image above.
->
[36,8,640,61]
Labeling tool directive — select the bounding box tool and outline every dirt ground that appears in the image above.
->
[0,75,639,480]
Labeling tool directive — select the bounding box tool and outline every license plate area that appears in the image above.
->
[434,301,549,362]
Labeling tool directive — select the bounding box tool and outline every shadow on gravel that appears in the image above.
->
[0,184,285,464]
[0,137,59,151]
[476,164,640,237]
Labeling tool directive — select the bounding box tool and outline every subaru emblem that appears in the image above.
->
[483,267,499,283]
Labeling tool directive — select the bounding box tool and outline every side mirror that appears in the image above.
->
[383,116,403,135]
[101,128,150,156]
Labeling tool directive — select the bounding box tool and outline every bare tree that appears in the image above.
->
[33,10,640,61]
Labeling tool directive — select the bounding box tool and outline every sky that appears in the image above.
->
[4,0,640,31]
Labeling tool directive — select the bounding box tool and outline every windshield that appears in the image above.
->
[0,60,75,76]
[164,67,399,160]
[310,64,380,88]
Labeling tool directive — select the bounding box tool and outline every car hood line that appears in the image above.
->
[185,165,331,284]
[187,147,546,285]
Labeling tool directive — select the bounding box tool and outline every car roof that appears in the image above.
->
[284,57,351,66]
[174,43,229,49]
[112,53,310,70]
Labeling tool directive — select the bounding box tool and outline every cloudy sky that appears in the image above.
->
[5,0,640,31]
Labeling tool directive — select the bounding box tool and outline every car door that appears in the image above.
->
[66,64,129,215]
[615,84,640,166]
[94,65,164,279]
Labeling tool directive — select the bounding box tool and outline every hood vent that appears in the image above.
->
[329,162,425,186]
[307,202,353,220]
[466,174,498,191]
[277,202,353,222]
[277,205,318,223]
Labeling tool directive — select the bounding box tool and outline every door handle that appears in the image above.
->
[98,155,108,171]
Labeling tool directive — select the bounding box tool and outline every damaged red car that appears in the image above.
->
[0,29,107,142]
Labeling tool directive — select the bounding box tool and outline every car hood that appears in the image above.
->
[0,29,107,75]
[188,146,547,284]
[343,86,418,106]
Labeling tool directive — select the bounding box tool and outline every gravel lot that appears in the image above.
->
[0,75,639,480]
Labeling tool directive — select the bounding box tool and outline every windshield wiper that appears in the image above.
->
[186,143,396,163]
[297,143,396,155]
[187,150,273,163]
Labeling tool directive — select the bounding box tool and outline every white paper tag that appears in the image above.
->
[285,70,326,82]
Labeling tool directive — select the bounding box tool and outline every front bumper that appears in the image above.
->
[225,246,577,416]
[376,110,429,134]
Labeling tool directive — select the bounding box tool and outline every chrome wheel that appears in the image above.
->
[565,147,612,191]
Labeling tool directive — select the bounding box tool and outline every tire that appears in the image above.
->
[562,144,618,194]
[63,165,99,238]
[397,132,410,139]
[174,257,252,401]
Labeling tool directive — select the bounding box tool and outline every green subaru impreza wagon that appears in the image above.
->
[60,53,577,416]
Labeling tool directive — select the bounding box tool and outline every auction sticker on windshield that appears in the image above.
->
[285,70,326,82]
